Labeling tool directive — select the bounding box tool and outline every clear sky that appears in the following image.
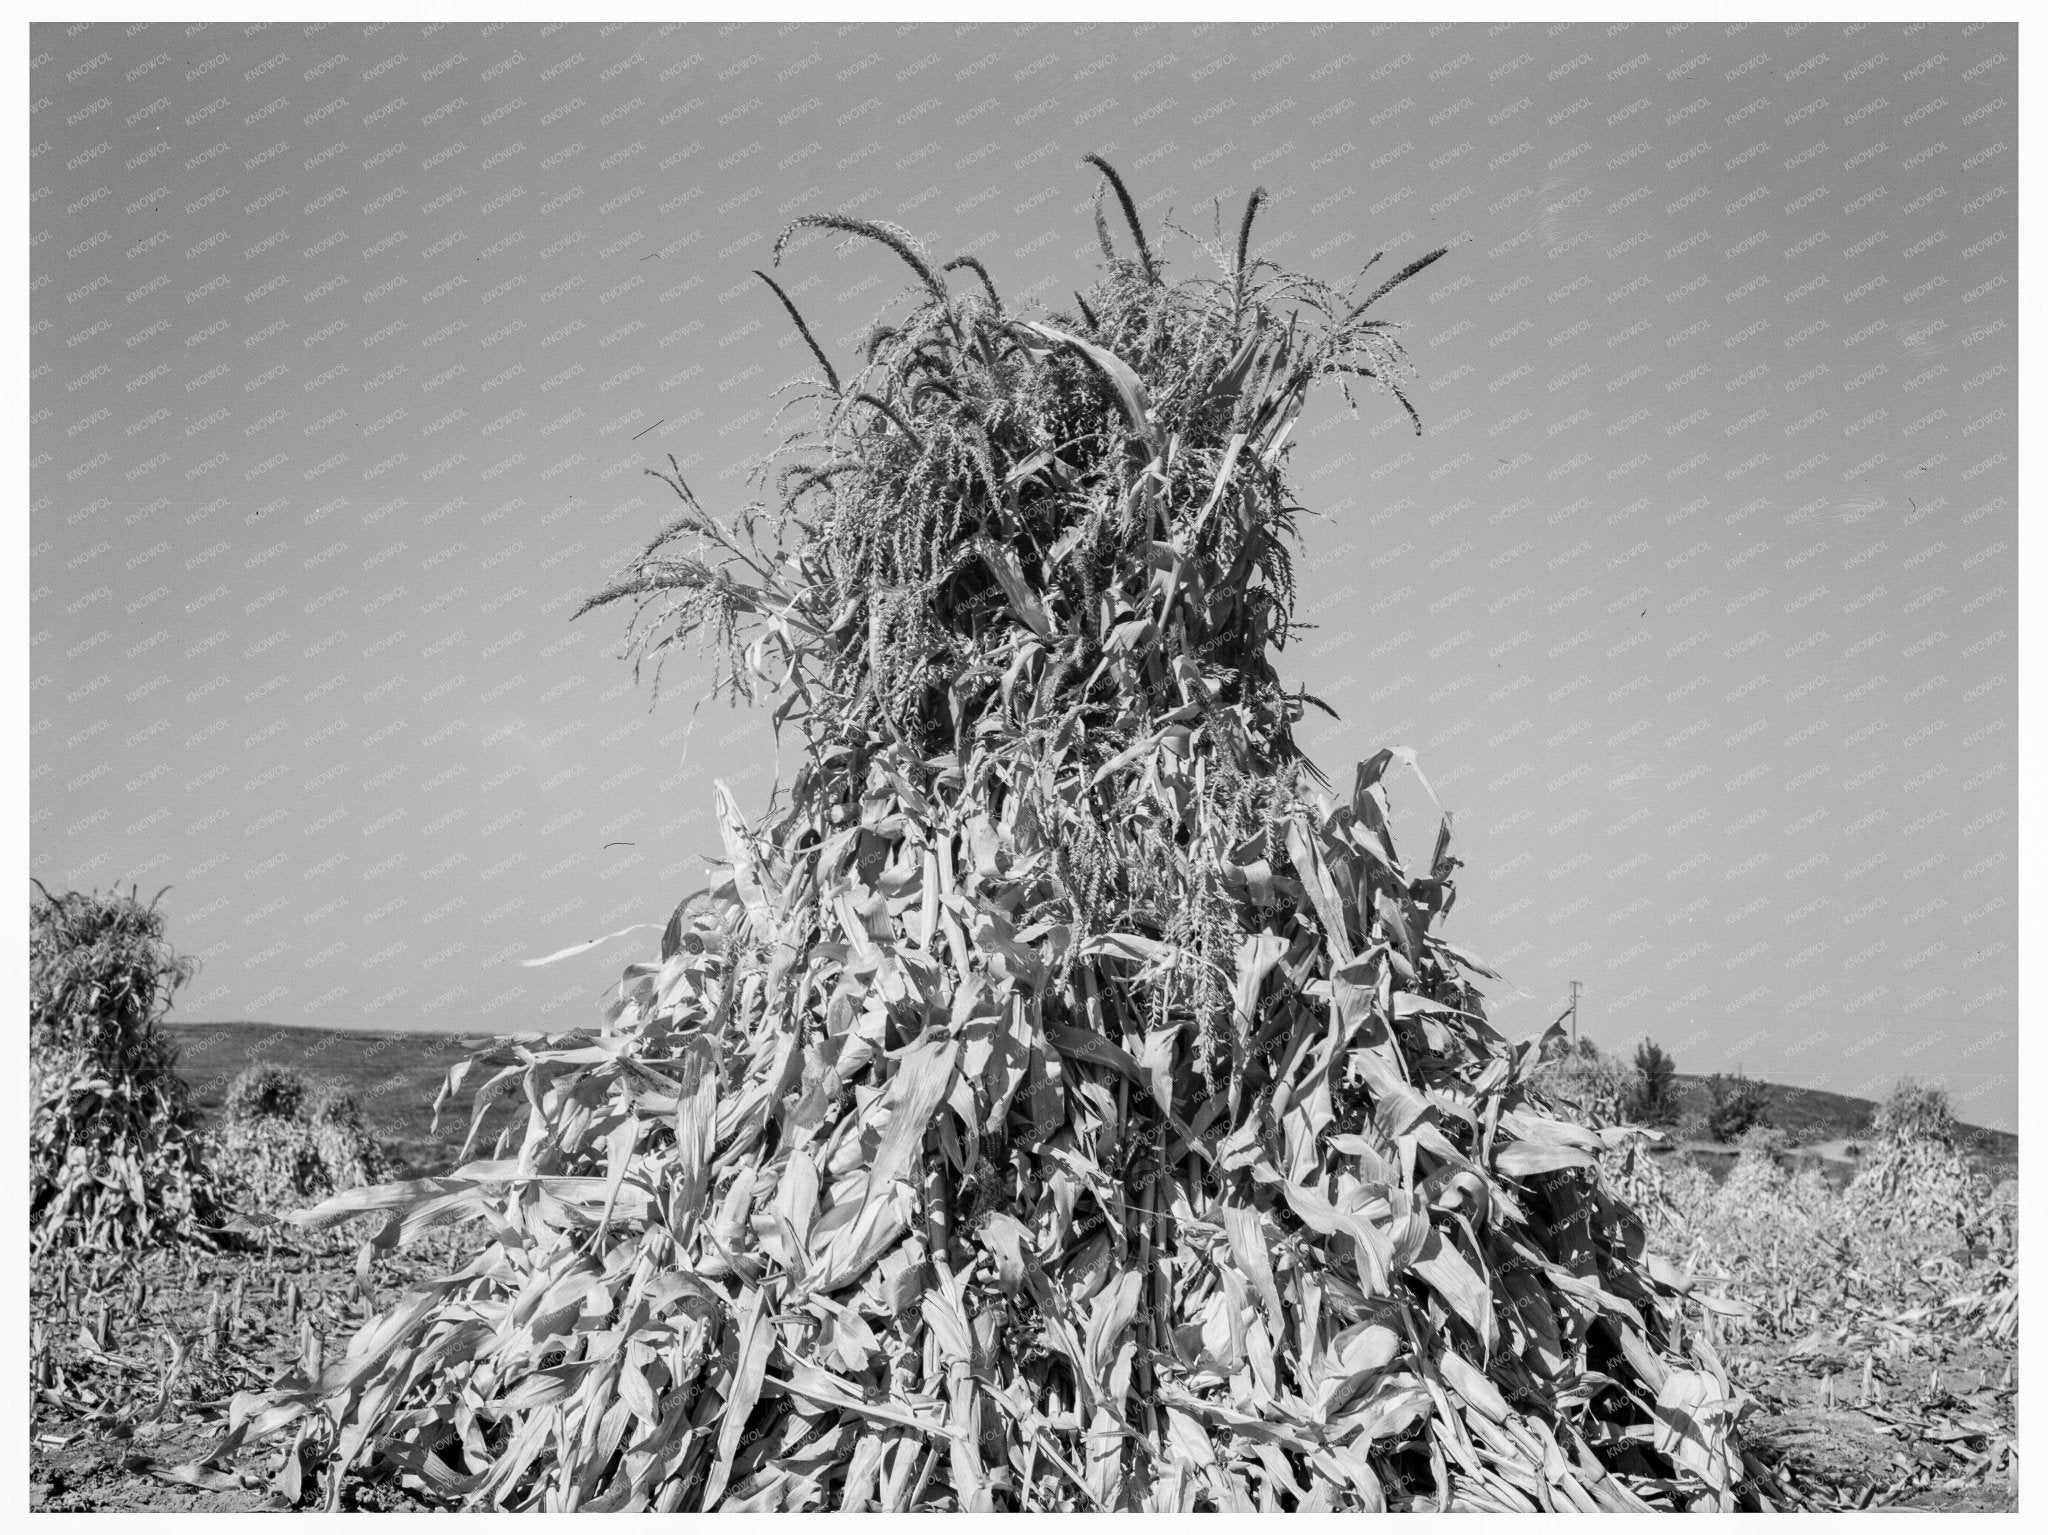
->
[30,20,2018,1129]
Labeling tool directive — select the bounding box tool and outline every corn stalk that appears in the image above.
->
[210,159,1769,1512]
[30,883,221,1255]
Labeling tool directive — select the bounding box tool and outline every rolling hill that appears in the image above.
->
[165,1020,2018,1182]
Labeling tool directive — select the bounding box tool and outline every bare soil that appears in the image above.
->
[1727,1332,2018,1511]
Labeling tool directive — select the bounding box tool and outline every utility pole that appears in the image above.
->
[1568,981,1582,1051]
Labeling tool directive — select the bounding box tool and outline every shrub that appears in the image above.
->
[1734,1122,1789,1158]
[220,159,1763,1513]
[29,882,220,1253]
[1626,1038,1677,1124]
[1703,1070,1770,1143]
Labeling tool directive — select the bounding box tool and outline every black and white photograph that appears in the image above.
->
[24,7,2024,1514]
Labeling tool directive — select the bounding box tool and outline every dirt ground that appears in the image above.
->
[29,1232,450,1512]
[1729,1332,2018,1512]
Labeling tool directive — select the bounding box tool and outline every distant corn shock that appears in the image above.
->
[30,882,220,1256]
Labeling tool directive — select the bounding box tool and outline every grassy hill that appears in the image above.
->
[1666,1073,2017,1180]
[166,1020,2018,1183]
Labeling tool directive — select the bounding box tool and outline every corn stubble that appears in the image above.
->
[213,160,1774,1510]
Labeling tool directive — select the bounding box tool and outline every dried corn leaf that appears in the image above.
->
[211,158,1765,1514]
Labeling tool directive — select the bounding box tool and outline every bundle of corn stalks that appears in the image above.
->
[1842,1083,1997,1243]
[1609,1081,2017,1355]
[210,1064,389,1220]
[213,160,1771,1511]
[1862,1079,1958,1147]
[1528,1038,1635,1129]
[1842,1138,1988,1238]
[30,882,221,1255]
[1841,1085,2015,1343]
